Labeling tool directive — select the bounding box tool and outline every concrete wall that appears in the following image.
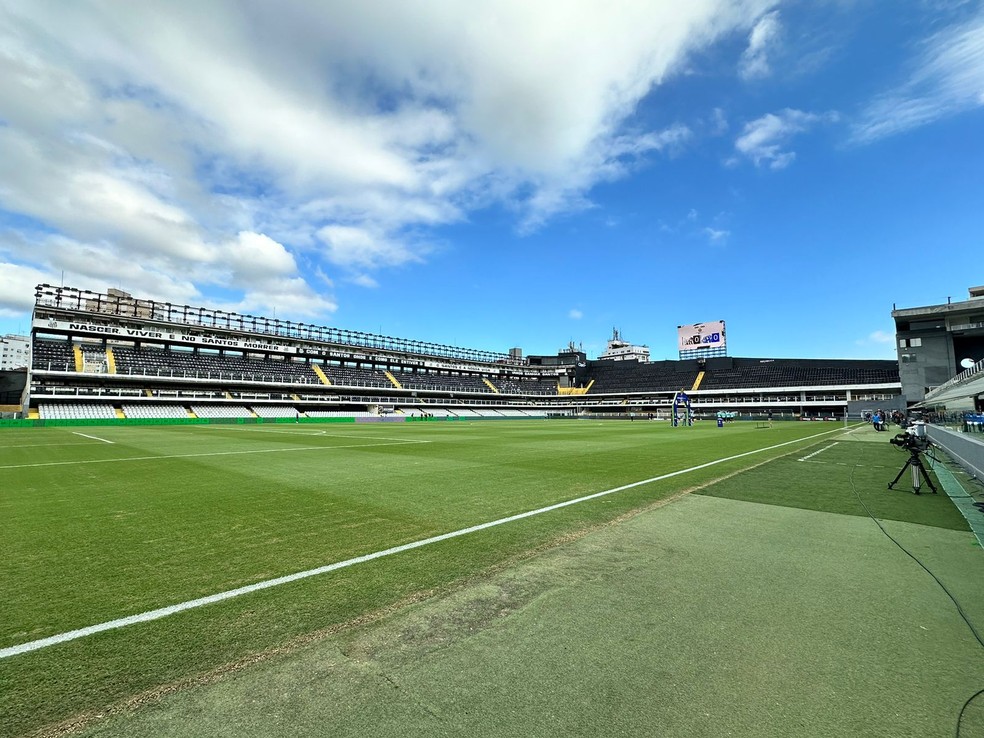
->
[897,331,955,402]
[926,425,984,482]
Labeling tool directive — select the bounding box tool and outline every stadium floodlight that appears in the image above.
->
[960,357,976,369]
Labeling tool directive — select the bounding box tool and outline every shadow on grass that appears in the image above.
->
[697,434,969,531]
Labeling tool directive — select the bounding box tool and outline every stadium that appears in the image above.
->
[11,285,905,424]
[2,284,984,738]
[5,3,984,736]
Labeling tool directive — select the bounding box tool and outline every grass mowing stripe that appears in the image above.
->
[220,429,436,443]
[0,439,429,470]
[0,442,94,448]
[0,424,848,661]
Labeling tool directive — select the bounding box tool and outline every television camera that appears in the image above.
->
[888,431,928,452]
[887,426,937,495]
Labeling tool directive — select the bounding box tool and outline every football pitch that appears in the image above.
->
[2,420,983,737]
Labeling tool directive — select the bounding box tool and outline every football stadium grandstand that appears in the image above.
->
[13,284,903,424]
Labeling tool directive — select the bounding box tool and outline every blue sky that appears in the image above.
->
[0,1,981,361]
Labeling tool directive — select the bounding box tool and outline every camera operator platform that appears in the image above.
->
[887,423,937,495]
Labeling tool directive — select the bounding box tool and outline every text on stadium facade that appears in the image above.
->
[36,319,298,354]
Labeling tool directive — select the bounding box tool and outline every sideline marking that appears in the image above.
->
[72,432,114,445]
[797,442,838,462]
[799,461,893,469]
[0,425,847,660]
[0,439,429,471]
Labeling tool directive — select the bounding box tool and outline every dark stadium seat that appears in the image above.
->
[110,347,322,385]
[586,360,699,394]
[32,339,76,371]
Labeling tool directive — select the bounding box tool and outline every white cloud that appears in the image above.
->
[223,232,297,282]
[569,309,583,320]
[703,227,730,242]
[739,11,781,80]
[349,274,380,289]
[221,277,338,320]
[516,122,693,232]
[852,9,984,142]
[316,225,423,271]
[0,126,216,265]
[854,330,896,348]
[734,109,836,169]
[710,107,729,135]
[0,262,57,316]
[0,0,779,323]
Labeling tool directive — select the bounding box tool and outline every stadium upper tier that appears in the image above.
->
[584,357,899,394]
[31,339,559,396]
[697,359,899,390]
[586,361,700,394]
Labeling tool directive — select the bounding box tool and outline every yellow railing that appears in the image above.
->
[558,379,594,396]
[312,364,331,385]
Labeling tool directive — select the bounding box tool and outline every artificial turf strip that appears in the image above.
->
[72,493,984,738]
[696,429,970,532]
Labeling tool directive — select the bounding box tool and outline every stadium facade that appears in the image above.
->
[892,286,984,404]
[19,284,902,423]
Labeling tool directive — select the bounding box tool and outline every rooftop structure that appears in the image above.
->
[598,328,650,362]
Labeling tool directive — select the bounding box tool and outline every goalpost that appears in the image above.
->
[672,391,693,427]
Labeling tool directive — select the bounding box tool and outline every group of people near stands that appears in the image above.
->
[863,409,908,431]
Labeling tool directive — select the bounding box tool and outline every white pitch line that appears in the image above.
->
[798,461,893,469]
[0,439,428,471]
[71,432,115,445]
[797,442,838,462]
[0,425,847,660]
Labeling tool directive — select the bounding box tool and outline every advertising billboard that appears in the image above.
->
[677,321,727,355]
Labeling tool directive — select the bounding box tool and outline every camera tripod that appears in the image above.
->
[888,448,938,495]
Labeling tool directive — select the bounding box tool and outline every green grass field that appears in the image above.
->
[1,420,982,737]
